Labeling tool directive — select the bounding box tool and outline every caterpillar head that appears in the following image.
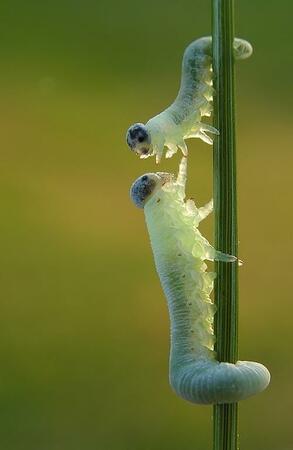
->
[126,123,152,158]
[130,172,172,208]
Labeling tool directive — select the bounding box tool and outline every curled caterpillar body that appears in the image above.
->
[130,158,270,404]
[126,36,252,163]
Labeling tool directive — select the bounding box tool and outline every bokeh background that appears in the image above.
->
[0,1,292,449]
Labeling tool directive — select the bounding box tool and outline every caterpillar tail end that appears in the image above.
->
[233,38,253,60]
[170,360,270,405]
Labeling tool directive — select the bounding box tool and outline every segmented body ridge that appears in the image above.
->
[149,37,214,132]
[145,185,216,363]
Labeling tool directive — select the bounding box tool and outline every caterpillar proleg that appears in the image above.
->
[126,36,252,163]
[130,158,270,404]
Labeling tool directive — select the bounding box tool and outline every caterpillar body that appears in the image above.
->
[130,158,270,404]
[126,36,252,163]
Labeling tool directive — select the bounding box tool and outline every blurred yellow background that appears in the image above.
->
[0,0,292,449]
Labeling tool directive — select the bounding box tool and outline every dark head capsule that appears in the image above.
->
[126,123,151,156]
[130,172,172,208]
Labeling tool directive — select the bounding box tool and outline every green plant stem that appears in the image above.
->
[212,1,239,450]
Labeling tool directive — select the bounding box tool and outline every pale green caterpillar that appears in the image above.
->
[130,158,270,404]
[126,36,252,163]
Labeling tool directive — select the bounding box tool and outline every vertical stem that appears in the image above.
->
[212,1,239,450]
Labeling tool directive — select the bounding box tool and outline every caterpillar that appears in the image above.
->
[130,157,270,404]
[126,36,252,163]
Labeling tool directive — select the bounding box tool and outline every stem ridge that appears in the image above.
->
[213,0,240,448]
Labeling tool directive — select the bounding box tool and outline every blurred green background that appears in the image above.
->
[0,0,292,449]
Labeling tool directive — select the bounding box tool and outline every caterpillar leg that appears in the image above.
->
[166,139,188,159]
[176,156,188,188]
[165,143,178,159]
[200,102,213,117]
[203,88,214,102]
[156,138,187,163]
[198,199,213,221]
[154,144,165,164]
[186,124,219,145]
[190,131,213,145]
[200,123,219,136]
[205,247,238,263]
[214,251,238,263]
[177,140,188,156]
[214,251,243,266]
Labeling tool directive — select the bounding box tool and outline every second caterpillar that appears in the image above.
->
[126,36,252,163]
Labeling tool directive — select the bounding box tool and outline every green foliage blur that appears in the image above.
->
[0,1,292,449]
